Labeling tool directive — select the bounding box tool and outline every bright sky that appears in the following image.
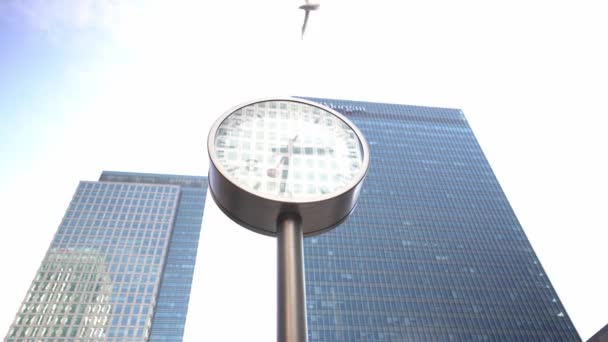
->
[0,0,606,340]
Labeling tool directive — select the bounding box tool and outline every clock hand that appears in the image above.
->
[267,155,289,178]
[284,134,298,169]
[270,146,335,155]
[279,135,306,196]
[267,135,299,179]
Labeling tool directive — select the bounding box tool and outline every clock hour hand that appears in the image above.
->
[267,156,289,178]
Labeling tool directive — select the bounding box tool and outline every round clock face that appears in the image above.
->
[211,99,365,201]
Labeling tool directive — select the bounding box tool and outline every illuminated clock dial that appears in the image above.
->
[212,100,365,201]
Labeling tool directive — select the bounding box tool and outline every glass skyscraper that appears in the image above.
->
[299,97,580,341]
[4,171,207,342]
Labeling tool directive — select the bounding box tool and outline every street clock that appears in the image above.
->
[207,97,369,236]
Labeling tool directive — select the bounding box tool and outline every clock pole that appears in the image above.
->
[277,213,308,342]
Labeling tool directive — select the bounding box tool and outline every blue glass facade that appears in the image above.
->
[587,323,608,342]
[300,97,580,341]
[4,171,207,342]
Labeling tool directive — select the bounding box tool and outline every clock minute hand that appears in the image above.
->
[271,146,334,155]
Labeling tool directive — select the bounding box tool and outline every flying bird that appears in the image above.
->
[299,0,320,39]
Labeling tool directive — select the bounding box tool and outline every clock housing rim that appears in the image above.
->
[207,96,370,236]
[207,97,369,204]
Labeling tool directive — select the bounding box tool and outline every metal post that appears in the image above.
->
[277,214,308,342]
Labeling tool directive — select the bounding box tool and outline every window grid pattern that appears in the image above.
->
[300,97,580,341]
[5,181,180,342]
[98,172,208,342]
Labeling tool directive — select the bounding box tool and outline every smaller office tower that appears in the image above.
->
[4,171,207,342]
